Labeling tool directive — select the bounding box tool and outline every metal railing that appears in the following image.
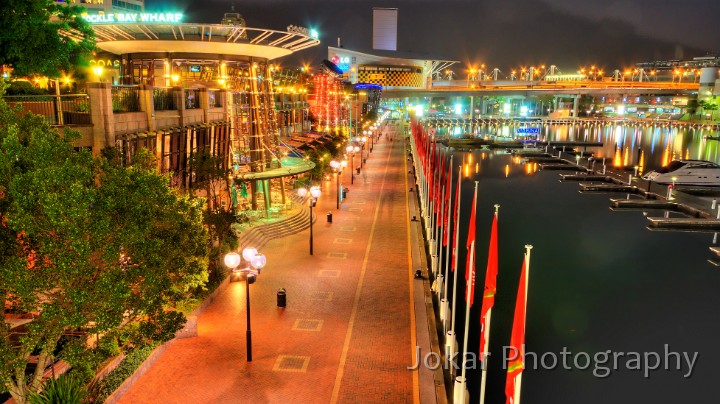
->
[153,87,176,111]
[111,86,141,113]
[185,89,201,109]
[3,94,91,125]
[208,90,223,108]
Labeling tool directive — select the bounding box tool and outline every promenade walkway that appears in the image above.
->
[118,133,426,403]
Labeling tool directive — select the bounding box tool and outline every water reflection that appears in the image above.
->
[440,149,720,404]
[433,122,720,172]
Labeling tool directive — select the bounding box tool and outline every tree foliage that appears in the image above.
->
[0,0,95,78]
[0,89,208,402]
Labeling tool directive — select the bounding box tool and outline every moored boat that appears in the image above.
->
[642,160,720,186]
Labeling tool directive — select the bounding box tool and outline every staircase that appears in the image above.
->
[235,195,316,250]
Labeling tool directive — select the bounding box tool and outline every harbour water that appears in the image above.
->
[436,121,720,175]
[432,122,720,403]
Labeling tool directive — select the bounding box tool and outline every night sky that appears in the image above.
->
[144,0,720,73]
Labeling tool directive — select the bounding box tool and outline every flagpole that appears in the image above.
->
[442,155,454,332]
[448,165,462,362]
[437,180,445,297]
[479,204,500,404]
[514,245,533,404]
[456,180,478,404]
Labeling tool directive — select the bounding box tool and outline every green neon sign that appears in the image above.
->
[82,13,184,24]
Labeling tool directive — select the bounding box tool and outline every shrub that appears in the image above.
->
[28,374,87,404]
[92,344,157,402]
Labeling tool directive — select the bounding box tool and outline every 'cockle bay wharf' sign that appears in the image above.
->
[82,13,184,24]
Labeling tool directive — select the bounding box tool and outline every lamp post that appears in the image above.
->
[225,249,266,363]
[354,145,361,170]
[330,160,341,209]
[298,186,321,254]
[92,66,103,82]
[346,145,355,184]
[360,136,367,165]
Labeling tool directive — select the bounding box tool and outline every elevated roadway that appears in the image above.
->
[384,80,699,98]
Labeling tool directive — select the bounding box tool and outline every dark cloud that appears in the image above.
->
[145,0,717,71]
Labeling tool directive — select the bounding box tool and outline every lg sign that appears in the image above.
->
[331,56,351,65]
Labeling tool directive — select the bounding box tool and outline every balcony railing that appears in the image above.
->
[111,85,141,112]
[185,89,201,109]
[208,90,223,108]
[3,94,91,125]
[153,87,176,111]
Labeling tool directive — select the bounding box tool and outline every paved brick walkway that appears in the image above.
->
[118,134,420,403]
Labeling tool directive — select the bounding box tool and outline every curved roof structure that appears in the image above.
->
[86,24,320,59]
[234,157,315,181]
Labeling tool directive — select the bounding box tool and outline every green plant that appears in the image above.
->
[74,101,89,113]
[59,340,105,383]
[92,344,156,402]
[28,374,87,404]
[98,337,121,358]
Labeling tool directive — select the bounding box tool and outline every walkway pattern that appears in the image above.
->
[118,134,419,403]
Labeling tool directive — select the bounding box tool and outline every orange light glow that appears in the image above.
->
[613,146,623,167]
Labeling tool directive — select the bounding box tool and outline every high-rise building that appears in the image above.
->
[55,0,144,13]
[221,5,247,27]
[372,8,398,51]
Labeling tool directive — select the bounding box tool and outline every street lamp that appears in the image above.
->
[92,66,103,82]
[346,145,356,184]
[298,186,322,254]
[225,248,266,362]
[330,160,342,209]
[360,136,367,165]
[353,145,361,171]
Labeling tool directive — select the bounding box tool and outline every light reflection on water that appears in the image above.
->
[444,148,720,403]
[435,123,720,174]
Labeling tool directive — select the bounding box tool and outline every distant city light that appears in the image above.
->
[310,29,319,39]
[415,105,424,117]
[454,104,462,115]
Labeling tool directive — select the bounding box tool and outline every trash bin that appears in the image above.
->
[277,288,286,308]
[356,168,361,174]
[343,187,349,198]
[327,212,333,223]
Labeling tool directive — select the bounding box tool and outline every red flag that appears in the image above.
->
[451,167,461,271]
[480,211,499,355]
[435,154,445,215]
[505,255,528,404]
[442,158,452,246]
[464,183,478,305]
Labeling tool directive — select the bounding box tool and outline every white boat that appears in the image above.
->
[642,160,720,186]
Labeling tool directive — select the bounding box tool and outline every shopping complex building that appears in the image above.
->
[11,6,329,213]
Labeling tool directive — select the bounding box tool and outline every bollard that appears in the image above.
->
[713,199,717,210]
[277,288,286,308]
[717,209,720,220]
[667,185,673,200]
[326,212,332,223]
[602,164,606,175]
[628,174,633,185]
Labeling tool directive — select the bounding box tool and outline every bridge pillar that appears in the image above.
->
[573,95,580,118]
[469,96,475,120]
[481,97,487,117]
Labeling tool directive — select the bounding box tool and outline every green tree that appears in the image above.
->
[0,0,95,78]
[187,149,236,286]
[699,99,718,121]
[0,92,208,403]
